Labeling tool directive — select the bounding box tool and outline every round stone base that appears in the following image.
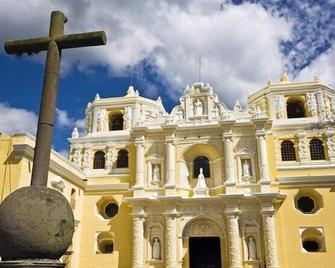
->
[0,186,74,260]
[0,259,65,268]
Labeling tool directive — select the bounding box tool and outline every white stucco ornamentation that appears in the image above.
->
[317,92,326,121]
[105,143,115,171]
[226,213,243,268]
[262,211,279,268]
[132,216,145,268]
[224,134,235,187]
[306,93,318,117]
[256,132,270,190]
[297,132,308,162]
[82,144,91,172]
[96,108,106,131]
[165,136,176,190]
[72,146,81,166]
[326,130,335,162]
[274,95,285,119]
[165,215,177,268]
[124,106,133,129]
[135,136,145,189]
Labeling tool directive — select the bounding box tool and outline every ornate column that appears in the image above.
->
[165,214,178,268]
[71,144,82,167]
[296,131,308,162]
[165,134,176,191]
[82,143,91,175]
[325,129,335,163]
[134,136,145,190]
[256,194,281,268]
[223,197,243,268]
[261,211,279,268]
[256,130,270,192]
[223,124,235,192]
[105,143,115,171]
[132,207,145,268]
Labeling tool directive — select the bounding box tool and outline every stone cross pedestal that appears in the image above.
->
[0,10,106,267]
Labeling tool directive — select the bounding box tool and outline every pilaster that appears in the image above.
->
[256,130,270,192]
[222,123,236,192]
[165,134,176,195]
[134,136,145,193]
[165,208,178,268]
[222,195,243,268]
[132,206,145,268]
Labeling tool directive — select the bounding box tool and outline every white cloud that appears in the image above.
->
[0,103,38,135]
[295,46,335,88]
[0,0,294,105]
[56,108,85,130]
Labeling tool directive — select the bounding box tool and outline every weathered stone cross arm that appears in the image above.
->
[4,12,106,55]
[5,31,106,55]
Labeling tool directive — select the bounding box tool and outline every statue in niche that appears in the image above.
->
[194,99,203,116]
[152,237,161,260]
[242,159,252,180]
[193,168,209,197]
[152,164,161,182]
[247,236,257,260]
[176,108,184,121]
[212,105,220,118]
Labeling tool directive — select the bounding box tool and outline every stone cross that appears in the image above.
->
[4,10,106,187]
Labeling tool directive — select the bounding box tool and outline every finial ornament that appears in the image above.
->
[314,75,320,82]
[127,85,136,96]
[267,79,272,86]
[95,93,100,100]
[71,127,79,138]
[280,73,290,83]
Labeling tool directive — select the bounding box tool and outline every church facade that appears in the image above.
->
[1,75,335,268]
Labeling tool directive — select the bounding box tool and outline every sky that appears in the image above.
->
[0,0,334,155]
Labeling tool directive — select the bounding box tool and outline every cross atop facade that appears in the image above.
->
[4,11,107,187]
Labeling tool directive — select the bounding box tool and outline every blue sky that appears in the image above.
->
[0,0,334,155]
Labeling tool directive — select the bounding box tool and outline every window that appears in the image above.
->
[97,232,114,254]
[294,189,323,214]
[109,114,123,130]
[310,139,325,160]
[193,156,210,178]
[303,240,319,252]
[97,198,119,219]
[287,99,305,118]
[93,151,105,169]
[117,150,128,168]
[104,203,118,218]
[281,140,296,161]
[297,196,315,213]
[300,228,325,253]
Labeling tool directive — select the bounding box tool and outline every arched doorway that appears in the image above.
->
[183,218,226,268]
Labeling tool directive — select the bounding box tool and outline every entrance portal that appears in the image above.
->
[189,237,222,268]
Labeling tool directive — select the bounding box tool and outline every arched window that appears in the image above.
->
[94,151,105,169]
[193,156,210,178]
[117,150,128,168]
[109,114,124,131]
[281,140,296,161]
[310,139,325,160]
[287,99,305,118]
